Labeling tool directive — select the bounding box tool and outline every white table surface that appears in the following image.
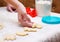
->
[0,7,60,42]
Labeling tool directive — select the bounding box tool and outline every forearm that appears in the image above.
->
[4,0,27,14]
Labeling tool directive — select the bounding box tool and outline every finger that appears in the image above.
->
[23,14,31,22]
[24,14,31,21]
[18,14,27,27]
[26,17,31,22]
[7,7,13,12]
[18,14,23,22]
[26,23,33,27]
[25,21,33,27]
[21,14,26,21]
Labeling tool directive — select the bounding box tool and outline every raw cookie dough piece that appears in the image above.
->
[32,23,42,29]
[4,34,16,40]
[0,39,4,42]
[16,32,28,36]
[36,24,42,29]
[32,23,36,28]
[24,27,37,32]
[0,23,4,30]
[0,40,4,42]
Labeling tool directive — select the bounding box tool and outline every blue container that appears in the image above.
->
[42,16,60,24]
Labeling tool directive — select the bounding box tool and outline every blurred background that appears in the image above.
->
[0,0,60,13]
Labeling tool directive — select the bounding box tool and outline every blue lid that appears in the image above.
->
[42,16,60,24]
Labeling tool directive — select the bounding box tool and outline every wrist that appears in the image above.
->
[17,6,27,14]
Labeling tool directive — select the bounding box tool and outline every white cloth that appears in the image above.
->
[0,7,60,42]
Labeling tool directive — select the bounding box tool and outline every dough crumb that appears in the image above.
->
[32,23,36,28]
[16,32,28,36]
[24,27,37,32]
[4,34,16,40]
[0,23,4,30]
[36,24,42,29]
[0,39,4,42]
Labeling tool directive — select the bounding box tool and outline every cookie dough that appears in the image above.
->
[36,24,42,29]
[16,32,28,36]
[4,34,16,40]
[32,23,36,28]
[32,23,42,29]
[0,40,4,42]
[0,39,4,42]
[0,23,4,30]
[24,27,37,32]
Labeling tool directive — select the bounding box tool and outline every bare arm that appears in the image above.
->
[4,0,33,27]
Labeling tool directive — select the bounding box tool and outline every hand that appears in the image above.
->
[18,13,33,27]
[7,4,16,12]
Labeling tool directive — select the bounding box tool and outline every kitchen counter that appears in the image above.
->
[0,7,60,42]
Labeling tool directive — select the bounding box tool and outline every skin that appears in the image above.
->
[4,0,33,27]
[7,4,16,12]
